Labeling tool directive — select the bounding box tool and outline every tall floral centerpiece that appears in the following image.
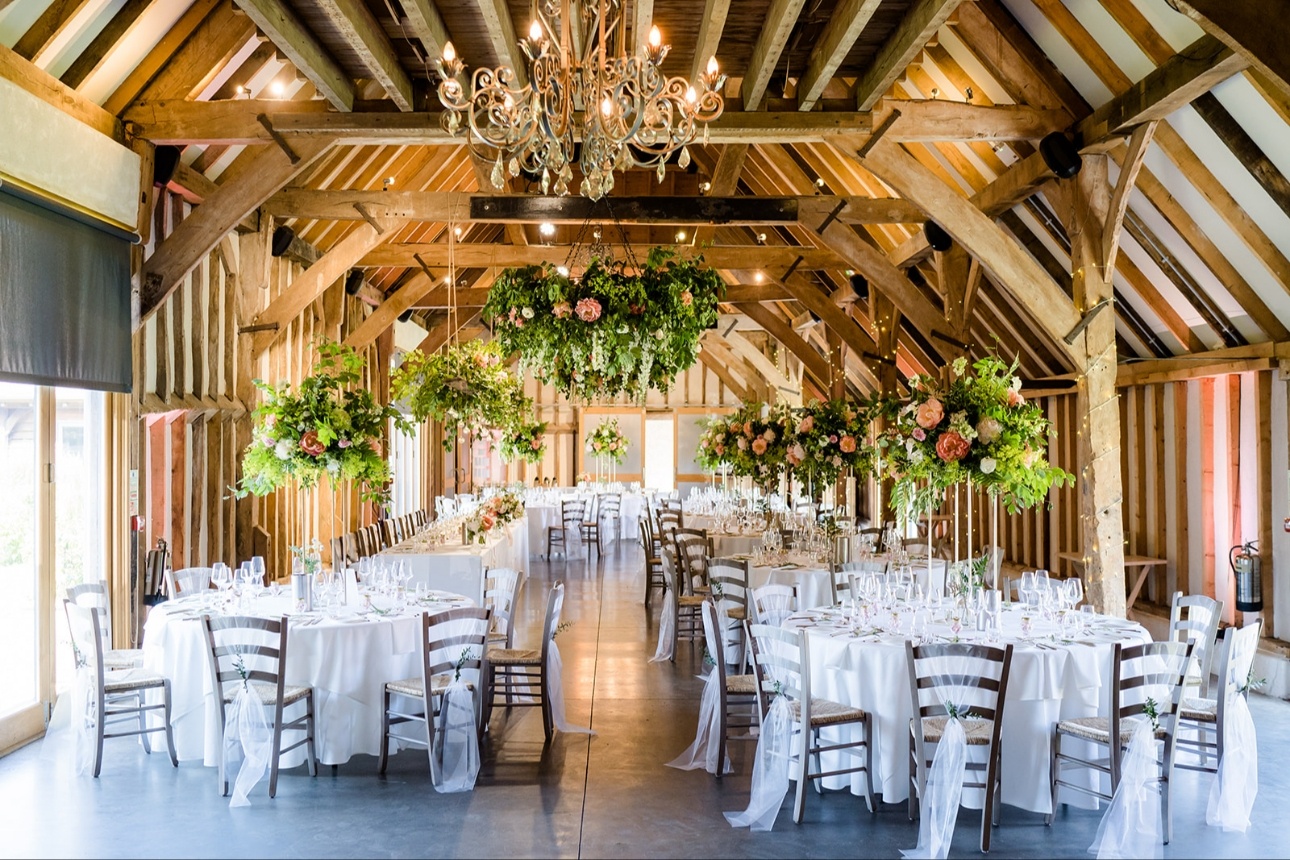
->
[236,342,408,560]
[703,403,794,497]
[390,340,534,451]
[879,355,1074,589]
[788,399,878,507]
[585,418,628,482]
[485,248,723,402]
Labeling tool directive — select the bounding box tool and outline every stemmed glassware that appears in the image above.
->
[211,562,232,608]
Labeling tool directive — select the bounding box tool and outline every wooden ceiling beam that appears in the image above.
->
[733,302,832,399]
[632,0,654,56]
[1102,120,1156,275]
[698,351,750,403]
[0,43,121,140]
[141,140,331,321]
[360,244,845,270]
[346,268,496,350]
[476,0,527,88]
[102,0,221,114]
[1191,92,1290,222]
[699,331,769,400]
[740,0,807,110]
[13,0,96,64]
[417,312,484,353]
[59,0,155,89]
[712,318,803,404]
[798,0,883,111]
[312,0,413,110]
[400,0,452,62]
[1169,0,1290,101]
[134,1,258,102]
[854,0,963,111]
[689,0,731,83]
[233,0,355,110]
[405,283,796,308]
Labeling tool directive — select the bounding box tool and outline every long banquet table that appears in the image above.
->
[785,602,1150,813]
[142,589,474,767]
[380,517,528,604]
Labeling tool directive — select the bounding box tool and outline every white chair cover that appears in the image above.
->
[725,628,794,831]
[903,652,976,859]
[649,588,676,663]
[432,680,481,793]
[40,666,97,777]
[750,584,796,627]
[1088,718,1162,860]
[222,678,274,808]
[667,601,731,775]
[1206,622,1261,833]
[548,639,595,735]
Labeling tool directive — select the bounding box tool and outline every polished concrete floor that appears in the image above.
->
[1,541,1287,858]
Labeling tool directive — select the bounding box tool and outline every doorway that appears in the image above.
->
[644,416,675,492]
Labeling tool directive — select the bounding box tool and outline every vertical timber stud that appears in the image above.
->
[1068,156,1128,617]
[873,290,901,529]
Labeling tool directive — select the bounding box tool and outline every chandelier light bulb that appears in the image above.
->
[442,41,456,63]
[529,20,543,41]
[600,96,613,117]
[539,222,556,237]
[648,25,662,48]
[685,86,697,104]
[707,56,719,76]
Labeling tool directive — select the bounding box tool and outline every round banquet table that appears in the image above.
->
[142,589,475,767]
[784,602,1150,813]
[525,493,644,555]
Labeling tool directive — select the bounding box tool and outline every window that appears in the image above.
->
[644,417,675,492]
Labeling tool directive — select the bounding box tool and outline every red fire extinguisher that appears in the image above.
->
[1230,541,1263,612]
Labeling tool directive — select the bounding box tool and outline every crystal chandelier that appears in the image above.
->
[434,0,726,200]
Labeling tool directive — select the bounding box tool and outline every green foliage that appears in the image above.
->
[235,342,408,504]
[390,340,533,451]
[483,248,724,402]
[497,419,548,464]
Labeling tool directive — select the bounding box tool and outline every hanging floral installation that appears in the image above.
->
[236,342,408,504]
[390,340,534,451]
[877,355,1074,515]
[484,247,723,402]
[497,419,548,464]
[585,418,629,464]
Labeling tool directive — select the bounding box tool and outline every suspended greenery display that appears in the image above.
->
[236,342,408,504]
[497,419,548,464]
[390,340,533,451]
[484,247,723,402]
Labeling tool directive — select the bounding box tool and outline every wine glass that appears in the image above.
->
[250,555,267,590]
[1064,577,1084,609]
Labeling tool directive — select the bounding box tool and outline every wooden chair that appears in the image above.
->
[1169,591,1222,698]
[66,582,143,669]
[596,492,622,547]
[485,581,565,742]
[62,601,178,778]
[639,515,667,606]
[202,614,318,798]
[708,557,750,670]
[699,599,761,778]
[661,548,704,662]
[828,567,857,605]
[746,622,876,823]
[546,499,586,560]
[1175,620,1262,773]
[673,532,710,596]
[906,642,1015,852]
[484,568,524,649]
[165,567,212,598]
[749,583,797,627]
[1047,640,1194,844]
[378,607,491,774]
[578,494,604,555]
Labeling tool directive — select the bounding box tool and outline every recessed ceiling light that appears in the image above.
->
[539,222,556,237]
[269,81,285,97]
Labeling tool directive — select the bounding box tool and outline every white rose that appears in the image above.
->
[274,440,293,460]
[521,307,534,319]
[1011,376,1022,392]
[326,460,340,474]
[980,457,997,475]
[737,437,748,451]
[910,449,924,464]
[654,330,665,339]
[832,456,842,467]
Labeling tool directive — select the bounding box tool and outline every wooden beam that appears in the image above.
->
[689,0,732,84]
[363,243,845,270]
[699,332,765,400]
[852,137,1080,365]
[1102,120,1156,274]
[633,0,655,55]
[312,0,413,110]
[133,1,257,102]
[798,0,883,111]
[714,318,803,404]
[476,0,527,88]
[1170,0,1290,101]
[346,269,496,349]
[734,301,832,397]
[404,283,794,308]
[416,312,483,353]
[13,0,95,63]
[58,0,154,89]
[1074,35,1246,151]
[399,0,452,61]
[698,351,750,402]
[778,277,880,368]
[1115,342,1288,387]
[0,43,121,140]
[141,140,330,321]
[1191,92,1290,222]
[101,0,221,114]
[233,0,355,110]
[250,219,392,355]
[741,0,807,110]
[854,0,963,111]
[694,144,750,244]
[876,99,1069,143]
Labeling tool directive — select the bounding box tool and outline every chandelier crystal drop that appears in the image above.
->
[434,0,726,200]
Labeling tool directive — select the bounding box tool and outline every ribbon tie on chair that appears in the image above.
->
[1088,716,1163,859]
[666,666,732,775]
[649,589,677,663]
[724,684,792,831]
[431,679,481,793]
[1206,689,1257,833]
[223,676,274,808]
[903,708,968,859]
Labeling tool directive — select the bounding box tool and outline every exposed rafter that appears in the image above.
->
[741,0,808,110]
[854,0,963,111]
[1169,0,1290,101]
[312,0,414,110]
[798,0,883,111]
[689,0,732,84]
[233,0,355,110]
[476,0,527,88]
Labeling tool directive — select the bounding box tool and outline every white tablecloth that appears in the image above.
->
[749,561,834,610]
[787,604,1150,813]
[381,518,528,604]
[141,590,474,767]
[524,494,644,556]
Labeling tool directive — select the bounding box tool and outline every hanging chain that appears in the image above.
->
[560,197,642,275]
[445,213,458,349]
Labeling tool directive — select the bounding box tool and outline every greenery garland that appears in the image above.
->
[235,342,408,504]
[484,247,723,402]
[390,340,533,451]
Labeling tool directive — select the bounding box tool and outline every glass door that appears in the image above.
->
[0,383,47,750]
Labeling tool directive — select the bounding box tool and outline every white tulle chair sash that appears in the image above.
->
[548,640,595,735]
[723,692,792,831]
[223,680,274,808]
[431,680,481,793]
[1089,717,1163,859]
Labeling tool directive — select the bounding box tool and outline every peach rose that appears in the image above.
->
[798,415,814,434]
[976,417,1002,445]
[935,430,970,462]
[553,301,572,318]
[751,438,768,455]
[1007,389,1025,408]
[787,442,805,465]
[575,297,602,322]
[743,421,754,437]
[680,290,693,306]
[839,435,856,453]
[299,430,325,456]
[915,398,944,429]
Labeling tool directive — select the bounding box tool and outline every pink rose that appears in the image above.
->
[839,435,856,453]
[338,438,351,448]
[481,513,496,530]
[935,430,970,462]
[1007,389,1025,407]
[911,427,926,442]
[553,301,572,318]
[299,430,325,457]
[530,438,543,450]
[1022,446,1039,468]
[751,438,768,455]
[680,290,693,306]
[828,434,838,443]
[575,297,602,322]
[915,398,944,429]
[762,428,776,443]
[264,414,277,429]
[976,417,1002,445]
[714,443,725,456]
[743,421,754,437]
[787,442,805,465]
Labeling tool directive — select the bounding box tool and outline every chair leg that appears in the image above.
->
[715,701,728,780]
[378,690,391,775]
[1046,727,1060,825]
[92,701,105,779]
[137,694,152,754]
[1162,751,1176,845]
[540,670,554,743]
[811,731,825,795]
[981,746,1000,852]
[908,731,919,821]
[162,681,178,767]
[216,708,230,797]
[305,696,318,778]
[268,709,284,798]
[793,728,810,824]
[863,714,876,813]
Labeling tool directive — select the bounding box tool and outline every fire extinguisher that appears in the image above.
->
[1230,541,1263,612]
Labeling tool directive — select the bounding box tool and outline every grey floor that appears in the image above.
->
[1,541,1287,859]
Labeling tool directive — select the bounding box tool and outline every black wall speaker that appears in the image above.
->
[398,309,414,323]
[1040,132,1083,180]
[849,273,869,301]
[924,220,953,253]
[271,225,295,257]
[344,269,364,296]
[152,146,182,186]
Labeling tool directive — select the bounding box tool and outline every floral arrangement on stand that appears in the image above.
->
[877,354,1074,517]
[484,247,723,402]
[697,402,795,493]
[497,419,548,464]
[236,342,408,504]
[464,490,525,543]
[586,419,629,464]
[788,398,879,501]
[390,340,533,451]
